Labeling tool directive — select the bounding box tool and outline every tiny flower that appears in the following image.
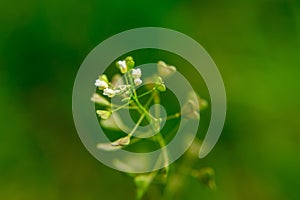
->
[116,60,127,73]
[134,78,142,86]
[132,68,142,79]
[119,85,127,91]
[103,88,116,98]
[95,79,108,89]
[90,93,110,106]
[96,110,111,120]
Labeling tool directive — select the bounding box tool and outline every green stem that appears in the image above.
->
[111,101,132,112]
[132,96,156,122]
[164,112,181,120]
[155,132,169,174]
[137,88,155,98]
[127,72,138,98]
[129,113,145,137]
[133,91,170,177]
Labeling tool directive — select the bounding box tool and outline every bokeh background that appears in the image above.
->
[1,0,300,199]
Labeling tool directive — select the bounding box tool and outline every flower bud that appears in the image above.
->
[116,60,128,73]
[155,76,166,92]
[125,56,135,69]
[98,74,109,83]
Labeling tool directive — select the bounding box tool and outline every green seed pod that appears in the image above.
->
[96,110,111,120]
[155,76,166,92]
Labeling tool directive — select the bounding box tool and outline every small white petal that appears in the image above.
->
[134,78,142,86]
[132,68,142,79]
[103,88,116,98]
[117,60,127,73]
[95,79,108,89]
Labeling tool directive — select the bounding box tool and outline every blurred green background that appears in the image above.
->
[1,0,300,199]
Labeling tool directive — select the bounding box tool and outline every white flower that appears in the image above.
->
[132,68,141,79]
[134,78,142,86]
[119,85,127,91]
[117,60,127,73]
[95,79,108,89]
[103,88,116,98]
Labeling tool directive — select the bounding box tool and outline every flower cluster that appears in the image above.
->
[94,57,142,99]
[91,56,211,200]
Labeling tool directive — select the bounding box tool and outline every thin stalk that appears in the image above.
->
[137,88,155,98]
[128,73,138,98]
[129,113,145,137]
[163,112,181,120]
[111,101,132,112]
[132,96,156,122]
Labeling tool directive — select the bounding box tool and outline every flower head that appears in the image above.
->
[134,78,142,86]
[103,88,116,98]
[132,68,142,79]
[95,79,108,89]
